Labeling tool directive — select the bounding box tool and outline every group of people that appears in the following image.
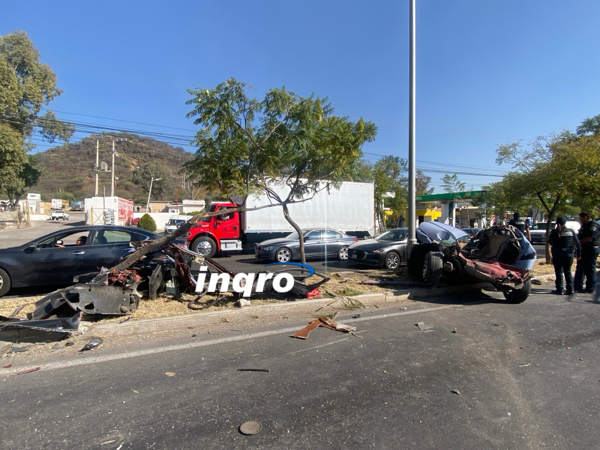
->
[547,212,599,296]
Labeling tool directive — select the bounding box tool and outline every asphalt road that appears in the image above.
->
[1,288,599,449]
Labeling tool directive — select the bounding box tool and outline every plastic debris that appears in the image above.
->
[16,367,41,375]
[416,322,433,331]
[291,317,358,340]
[80,337,103,352]
[165,372,176,377]
[451,389,461,395]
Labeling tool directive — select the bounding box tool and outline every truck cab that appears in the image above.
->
[181,203,243,257]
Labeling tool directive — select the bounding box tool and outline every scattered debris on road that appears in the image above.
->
[416,322,434,332]
[291,316,358,339]
[80,337,103,352]
[16,366,41,375]
[239,421,263,435]
[0,312,81,343]
[164,372,176,377]
[451,389,461,395]
[238,368,270,372]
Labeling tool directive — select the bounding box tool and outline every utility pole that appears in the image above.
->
[111,138,126,197]
[95,140,99,197]
[146,177,162,213]
[407,0,417,257]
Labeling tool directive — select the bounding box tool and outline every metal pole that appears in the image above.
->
[146,177,154,213]
[111,140,115,197]
[103,186,106,225]
[95,140,99,197]
[407,0,417,257]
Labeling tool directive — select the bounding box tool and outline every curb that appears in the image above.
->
[89,284,485,338]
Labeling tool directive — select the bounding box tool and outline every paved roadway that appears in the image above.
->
[1,288,599,449]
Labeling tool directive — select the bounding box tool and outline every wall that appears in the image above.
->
[133,212,172,231]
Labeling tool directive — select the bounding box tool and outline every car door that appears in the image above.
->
[81,228,152,273]
[303,230,325,258]
[213,208,239,240]
[322,230,344,257]
[27,230,92,286]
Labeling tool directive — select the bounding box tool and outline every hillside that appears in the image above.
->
[33,133,195,204]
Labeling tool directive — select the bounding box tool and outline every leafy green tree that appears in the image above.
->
[373,156,407,229]
[0,31,73,206]
[416,169,434,195]
[137,213,157,232]
[441,173,467,226]
[184,78,377,263]
[131,161,175,200]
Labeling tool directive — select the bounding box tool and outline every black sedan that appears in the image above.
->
[348,228,408,269]
[0,225,159,297]
[255,228,358,262]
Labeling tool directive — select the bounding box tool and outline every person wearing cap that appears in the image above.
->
[574,212,599,294]
[509,212,531,241]
[548,216,581,295]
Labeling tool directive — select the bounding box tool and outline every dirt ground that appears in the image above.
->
[0,262,556,324]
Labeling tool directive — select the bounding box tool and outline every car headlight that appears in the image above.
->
[262,246,273,251]
[373,249,382,253]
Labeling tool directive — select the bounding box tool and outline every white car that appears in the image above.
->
[530,220,580,244]
[50,210,69,220]
[164,215,193,234]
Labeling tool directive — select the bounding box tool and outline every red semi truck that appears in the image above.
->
[178,181,375,257]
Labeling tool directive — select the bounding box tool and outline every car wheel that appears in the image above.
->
[384,251,401,270]
[337,246,349,260]
[422,251,443,285]
[0,267,11,297]
[503,278,532,304]
[192,236,217,258]
[275,247,292,262]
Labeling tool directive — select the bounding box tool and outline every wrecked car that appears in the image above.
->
[408,222,536,303]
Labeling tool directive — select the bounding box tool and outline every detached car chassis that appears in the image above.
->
[408,225,535,303]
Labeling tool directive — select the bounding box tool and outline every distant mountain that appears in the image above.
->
[33,133,195,204]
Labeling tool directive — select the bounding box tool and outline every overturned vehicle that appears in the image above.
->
[408,223,536,303]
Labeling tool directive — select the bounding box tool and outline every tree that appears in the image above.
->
[416,169,434,195]
[131,161,175,200]
[0,31,73,206]
[184,78,377,263]
[372,156,407,229]
[441,173,466,226]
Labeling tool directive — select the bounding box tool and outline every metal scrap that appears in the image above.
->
[0,313,81,343]
[291,317,358,340]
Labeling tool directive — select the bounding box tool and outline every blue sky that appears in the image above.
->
[2,0,599,192]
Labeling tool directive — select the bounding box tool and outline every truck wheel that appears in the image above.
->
[422,251,443,285]
[0,268,11,297]
[275,247,292,262]
[503,279,531,304]
[338,246,349,260]
[192,236,217,258]
[384,251,401,270]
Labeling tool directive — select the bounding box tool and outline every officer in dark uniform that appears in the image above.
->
[548,216,581,295]
[574,212,600,293]
[509,212,531,241]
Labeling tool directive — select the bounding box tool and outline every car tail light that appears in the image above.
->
[354,237,358,242]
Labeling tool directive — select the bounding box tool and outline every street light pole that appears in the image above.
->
[95,140,99,197]
[111,138,126,197]
[146,177,162,213]
[407,0,417,257]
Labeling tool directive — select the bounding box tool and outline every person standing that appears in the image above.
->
[548,217,581,295]
[509,212,531,241]
[574,212,600,294]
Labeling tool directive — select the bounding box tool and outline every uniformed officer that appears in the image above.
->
[548,216,581,295]
[509,212,531,241]
[574,212,600,293]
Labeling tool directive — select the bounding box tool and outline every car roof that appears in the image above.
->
[418,221,468,240]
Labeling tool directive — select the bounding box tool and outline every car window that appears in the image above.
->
[322,230,342,240]
[92,230,148,245]
[37,230,90,247]
[305,230,322,240]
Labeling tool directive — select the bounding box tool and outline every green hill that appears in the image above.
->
[33,133,195,204]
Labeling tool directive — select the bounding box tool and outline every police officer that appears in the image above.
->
[574,212,600,293]
[548,216,581,295]
[509,212,531,241]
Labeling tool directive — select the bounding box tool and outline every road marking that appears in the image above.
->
[6,304,458,375]
[287,337,351,355]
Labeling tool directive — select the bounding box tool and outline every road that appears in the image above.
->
[1,288,599,449]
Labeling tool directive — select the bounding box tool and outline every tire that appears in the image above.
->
[384,251,401,270]
[408,246,427,282]
[275,247,292,262]
[338,246,349,260]
[0,267,11,297]
[422,251,444,285]
[192,236,217,258]
[503,278,532,304]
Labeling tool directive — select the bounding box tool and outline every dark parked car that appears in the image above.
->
[0,225,159,297]
[254,228,358,262]
[348,228,408,269]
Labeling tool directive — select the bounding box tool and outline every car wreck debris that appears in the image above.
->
[239,421,263,435]
[0,313,81,343]
[291,317,358,339]
[80,337,103,352]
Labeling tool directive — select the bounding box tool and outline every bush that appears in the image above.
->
[137,213,157,232]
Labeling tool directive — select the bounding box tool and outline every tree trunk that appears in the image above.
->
[282,203,306,264]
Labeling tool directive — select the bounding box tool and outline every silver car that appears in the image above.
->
[255,228,358,262]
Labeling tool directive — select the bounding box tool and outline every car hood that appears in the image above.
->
[418,222,468,241]
[349,238,406,251]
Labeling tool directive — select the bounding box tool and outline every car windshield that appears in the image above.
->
[376,229,407,241]
[285,230,310,240]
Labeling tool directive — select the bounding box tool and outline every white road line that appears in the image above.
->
[7,304,458,375]
[287,337,351,355]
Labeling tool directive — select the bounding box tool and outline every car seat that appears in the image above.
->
[95,235,108,245]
